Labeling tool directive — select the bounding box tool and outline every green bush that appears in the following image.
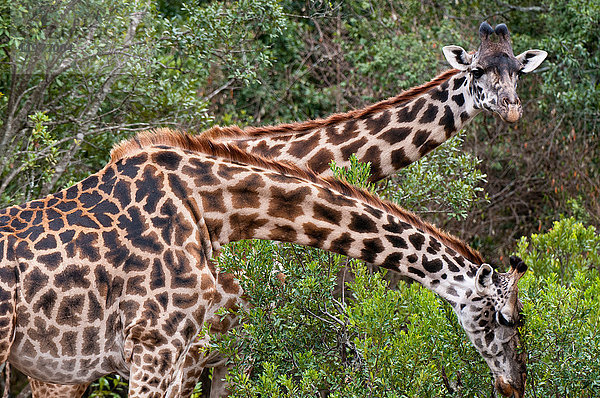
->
[516,217,600,283]
[519,272,600,397]
[211,241,496,398]
[516,216,600,397]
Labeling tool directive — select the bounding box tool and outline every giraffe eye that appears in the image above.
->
[472,68,484,79]
[497,312,515,327]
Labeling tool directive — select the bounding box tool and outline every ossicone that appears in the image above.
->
[479,21,494,40]
[509,255,528,276]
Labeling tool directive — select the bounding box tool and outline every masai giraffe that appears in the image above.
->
[1,130,529,397]
[26,21,545,397]
[203,21,546,181]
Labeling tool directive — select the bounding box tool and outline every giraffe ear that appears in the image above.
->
[442,45,472,70]
[516,49,547,73]
[475,263,494,294]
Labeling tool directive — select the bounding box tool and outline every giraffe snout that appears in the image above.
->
[498,94,522,123]
[495,374,525,398]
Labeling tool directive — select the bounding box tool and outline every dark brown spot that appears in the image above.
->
[202,188,227,213]
[229,213,269,241]
[152,150,182,170]
[430,86,449,102]
[82,327,100,355]
[391,148,411,170]
[329,232,354,255]
[397,98,426,123]
[412,130,430,148]
[361,238,384,263]
[289,132,320,158]
[422,255,443,273]
[60,331,78,356]
[419,104,438,123]
[54,264,91,292]
[386,234,407,248]
[328,121,358,145]
[182,159,218,186]
[230,174,265,209]
[307,148,335,174]
[408,266,425,278]
[364,110,391,133]
[56,295,85,326]
[33,290,57,318]
[267,186,310,221]
[341,137,368,159]
[408,233,425,250]
[135,165,164,213]
[378,127,411,145]
[23,268,49,302]
[268,224,298,242]
[439,105,456,138]
[303,222,333,247]
[362,146,383,179]
[349,212,377,233]
[452,93,465,106]
[313,203,342,225]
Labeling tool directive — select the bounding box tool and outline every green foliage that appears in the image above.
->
[516,216,600,283]
[0,0,288,207]
[210,240,348,397]
[517,217,600,396]
[383,132,487,220]
[330,154,377,193]
[87,375,128,397]
[520,272,600,397]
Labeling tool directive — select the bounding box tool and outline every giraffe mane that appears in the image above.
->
[111,128,483,265]
[201,68,461,140]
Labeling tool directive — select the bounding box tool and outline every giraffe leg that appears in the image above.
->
[209,365,231,398]
[0,284,17,364]
[126,341,191,398]
[29,378,89,398]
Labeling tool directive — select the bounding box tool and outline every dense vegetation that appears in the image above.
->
[1,0,599,396]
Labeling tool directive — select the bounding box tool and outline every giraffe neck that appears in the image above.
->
[150,148,481,306]
[208,70,479,181]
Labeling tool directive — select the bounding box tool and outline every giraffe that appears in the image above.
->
[202,21,547,181]
[1,130,529,397]
[24,21,546,397]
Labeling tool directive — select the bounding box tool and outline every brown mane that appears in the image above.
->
[202,68,460,140]
[111,128,483,265]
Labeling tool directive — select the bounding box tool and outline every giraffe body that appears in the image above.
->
[2,158,216,396]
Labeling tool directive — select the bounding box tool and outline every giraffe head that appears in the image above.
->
[456,255,528,397]
[442,21,547,123]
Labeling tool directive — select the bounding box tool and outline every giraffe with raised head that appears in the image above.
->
[1,130,529,397]
[202,21,546,181]
[22,21,546,397]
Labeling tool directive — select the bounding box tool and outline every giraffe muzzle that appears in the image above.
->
[495,375,525,398]
[500,98,522,123]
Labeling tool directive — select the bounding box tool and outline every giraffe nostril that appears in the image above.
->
[502,97,510,107]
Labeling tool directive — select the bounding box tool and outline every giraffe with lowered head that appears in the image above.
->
[23,21,545,397]
[1,130,530,397]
